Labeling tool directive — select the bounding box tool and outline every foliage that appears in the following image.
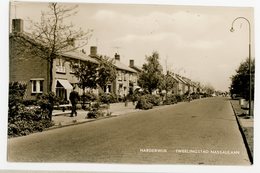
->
[87,101,104,119]
[163,94,178,105]
[138,52,164,94]
[191,93,200,100]
[22,99,38,106]
[72,61,99,91]
[8,82,54,137]
[99,92,118,104]
[37,92,59,121]
[230,58,255,100]
[9,82,27,106]
[71,55,117,103]
[81,92,98,102]
[203,84,215,96]
[135,94,161,109]
[145,94,161,106]
[96,56,117,90]
[160,71,176,98]
[135,96,153,110]
[175,94,183,102]
[8,108,54,137]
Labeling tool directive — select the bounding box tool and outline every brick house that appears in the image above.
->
[88,46,139,97]
[112,53,138,98]
[10,19,139,101]
[10,19,99,101]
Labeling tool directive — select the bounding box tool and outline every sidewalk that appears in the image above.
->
[230,99,254,163]
[50,102,140,129]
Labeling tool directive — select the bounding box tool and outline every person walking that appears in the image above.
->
[69,86,80,117]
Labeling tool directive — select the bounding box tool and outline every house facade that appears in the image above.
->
[10,19,139,101]
[10,19,99,101]
[111,53,138,98]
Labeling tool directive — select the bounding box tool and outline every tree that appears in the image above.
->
[72,61,99,92]
[160,70,176,99]
[96,56,117,90]
[230,58,255,100]
[16,3,92,91]
[71,55,117,108]
[72,56,117,91]
[203,84,215,96]
[138,52,164,94]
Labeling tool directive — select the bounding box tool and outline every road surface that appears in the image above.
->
[8,97,250,165]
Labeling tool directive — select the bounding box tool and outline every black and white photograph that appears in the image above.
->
[1,0,259,172]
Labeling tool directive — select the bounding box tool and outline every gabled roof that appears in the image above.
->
[175,75,188,85]
[130,65,142,72]
[114,60,137,73]
[60,51,98,64]
[10,32,98,64]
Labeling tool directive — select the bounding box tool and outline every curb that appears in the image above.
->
[230,101,253,164]
[45,114,119,131]
[46,101,194,131]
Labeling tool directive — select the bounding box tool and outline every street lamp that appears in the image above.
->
[230,17,252,116]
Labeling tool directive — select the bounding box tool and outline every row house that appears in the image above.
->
[112,53,138,98]
[88,46,139,97]
[10,19,99,102]
[174,74,189,95]
[10,19,139,101]
[170,73,201,95]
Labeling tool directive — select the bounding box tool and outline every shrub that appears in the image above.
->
[22,99,38,106]
[81,92,98,110]
[163,99,172,105]
[175,94,183,102]
[87,110,104,119]
[135,97,153,110]
[163,94,178,105]
[191,93,200,100]
[8,107,54,137]
[8,82,55,137]
[37,92,59,120]
[86,101,105,119]
[99,92,118,104]
[145,94,161,106]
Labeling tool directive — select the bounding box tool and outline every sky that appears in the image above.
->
[9,1,255,92]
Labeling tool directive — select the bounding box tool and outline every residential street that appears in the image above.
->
[8,97,250,165]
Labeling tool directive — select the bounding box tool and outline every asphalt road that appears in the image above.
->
[8,97,250,165]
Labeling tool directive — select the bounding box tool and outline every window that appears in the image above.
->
[118,71,122,81]
[56,58,66,73]
[129,74,132,81]
[124,72,127,81]
[31,79,44,93]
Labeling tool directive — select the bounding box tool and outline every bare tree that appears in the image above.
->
[18,3,93,91]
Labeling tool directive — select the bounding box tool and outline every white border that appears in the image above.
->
[1,0,259,173]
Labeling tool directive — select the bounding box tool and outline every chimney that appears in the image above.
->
[129,59,134,67]
[115,53,120,61]
[90,46,97,56]
[12,19,24,33]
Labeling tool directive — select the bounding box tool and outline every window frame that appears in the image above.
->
[31,79,44,94]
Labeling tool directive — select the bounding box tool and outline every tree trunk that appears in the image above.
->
[82,87,86,110]
[49,58,54,93]
[48,57,54,121]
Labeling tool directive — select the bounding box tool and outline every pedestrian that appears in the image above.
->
[69,86,80,117]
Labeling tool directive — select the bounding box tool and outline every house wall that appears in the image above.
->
[112,70,137,98]
[53,57,99,99]
[9,36,49,100]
